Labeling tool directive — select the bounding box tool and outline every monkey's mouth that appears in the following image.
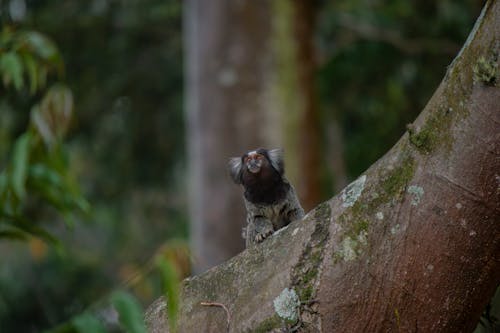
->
[247,161,261,173]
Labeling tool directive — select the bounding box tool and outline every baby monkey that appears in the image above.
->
[229,148,305,247]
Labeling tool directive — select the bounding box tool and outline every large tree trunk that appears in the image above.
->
[271,0,324,212]
[167,1,500,331]
[184,0,277,272]
[185,0,325,272]
[294,0,323,212]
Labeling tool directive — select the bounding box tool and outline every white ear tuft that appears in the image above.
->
[267,148,284,175]
[228,157,243,184]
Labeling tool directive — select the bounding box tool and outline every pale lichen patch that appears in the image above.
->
[273,288,300,322]
[338,237,357,261]
[376,212,384,220]
[335,229,368,262]
[391,224,400,235]
[407,185,424,206]
[473,55,498,86]
[357,230,368,246]
[341,175,367,208]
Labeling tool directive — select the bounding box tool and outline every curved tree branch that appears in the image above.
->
[146,1,499,331]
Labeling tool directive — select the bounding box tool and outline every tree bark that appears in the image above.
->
[166,1,500,331]
[184,0,277,272]
[185,0,325,272]
[293,0,323,212]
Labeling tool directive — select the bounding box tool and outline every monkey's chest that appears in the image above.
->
[243,181,289,205]
[251,199,290,230]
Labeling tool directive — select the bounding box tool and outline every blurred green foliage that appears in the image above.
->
[1,1,185,332]
[111,291,147,333]
[71,312,108,333]
[0,26,88,244]
[316,0,482,181]
[156,256,180,332]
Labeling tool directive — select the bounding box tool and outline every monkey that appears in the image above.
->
[229,148,305,247]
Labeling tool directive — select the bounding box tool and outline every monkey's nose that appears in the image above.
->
[248,160,261,173]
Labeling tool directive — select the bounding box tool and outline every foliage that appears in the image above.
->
[0,26,88,244]
[316,0,483,181]
[39,248,184,333]
[0,26,62,92]
[156,256,180,332]
[1,3,186,329]
[71,313,108,333]
[111,291,147,333]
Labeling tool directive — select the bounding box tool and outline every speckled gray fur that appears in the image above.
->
[243,181,304,247]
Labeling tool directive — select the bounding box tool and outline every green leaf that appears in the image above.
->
[1,213,63,251]
[10,132,32,199]
[72,312,108,333]
[0,228,29,241]
[38,66,48,89]
[21,31,60,63]
[31,85,74,146]
[22,52,39,93]
[29,163,64,188]
[156,257,180,332]
[0,51,24,90]
[31,105,55,146]
[0,171,7,193]
[111,291,147,333]
[74,196,91,214]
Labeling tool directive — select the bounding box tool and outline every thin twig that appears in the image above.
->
[335,13,460,55]
[200,301,231,332]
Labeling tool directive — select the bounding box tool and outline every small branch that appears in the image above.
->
[335,13,460,55]
[200,301,231,332]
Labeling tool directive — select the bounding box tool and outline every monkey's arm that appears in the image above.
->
[285,185,305,222]
[246,215,274,246]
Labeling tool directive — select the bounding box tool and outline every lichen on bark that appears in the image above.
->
[290,202,331,327]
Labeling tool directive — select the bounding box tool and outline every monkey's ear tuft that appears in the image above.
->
[267,148,284,175]
[228,157,243,184]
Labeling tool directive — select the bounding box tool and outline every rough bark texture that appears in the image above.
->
[294,0,323,212]
[158,1,500,331]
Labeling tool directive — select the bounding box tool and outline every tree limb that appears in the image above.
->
[145,1,500,331]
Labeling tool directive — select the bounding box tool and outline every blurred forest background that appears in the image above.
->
[0,0,486,332]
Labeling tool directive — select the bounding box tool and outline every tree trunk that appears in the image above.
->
[294,0,323,212]
[167,1,500,331]
[271,0,324,212]
[185,0,325,272]
[184,0,277,272]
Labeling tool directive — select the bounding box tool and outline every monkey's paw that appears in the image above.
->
[254,227,274,243]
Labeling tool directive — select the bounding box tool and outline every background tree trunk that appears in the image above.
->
[149,1,499,330]
[184,0,277,272]
[185,0,325,272]
[294,0,323,212]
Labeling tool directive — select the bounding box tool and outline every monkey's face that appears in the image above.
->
[229,148,284,185]
[243,151,266,174]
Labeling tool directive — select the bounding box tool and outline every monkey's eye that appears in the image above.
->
[244,153,264,164]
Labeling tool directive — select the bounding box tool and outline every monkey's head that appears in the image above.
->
[228,148,284,185]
